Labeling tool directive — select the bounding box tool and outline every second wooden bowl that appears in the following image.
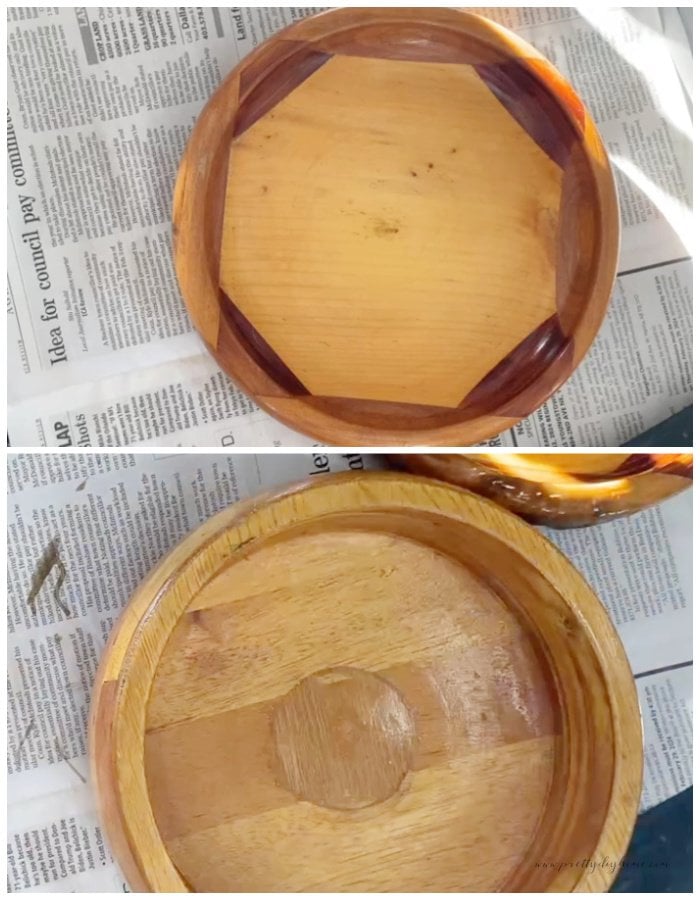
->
[398,453,693,527]
[173,8,618,445]
[90,472,641,891]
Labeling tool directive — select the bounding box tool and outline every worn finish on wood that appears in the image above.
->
[173,8,618,446]
[399,453,693,527]
[90,472,641,891]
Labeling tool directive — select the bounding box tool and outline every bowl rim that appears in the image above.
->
[172,7,620,446]
[89,471,642,891]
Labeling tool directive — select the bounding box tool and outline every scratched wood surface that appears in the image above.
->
[398,453,693,527]
[172,8,618,446]
[90,472,641,891]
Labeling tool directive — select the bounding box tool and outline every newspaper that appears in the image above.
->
[6,7,693,448]
[6,453,693,891]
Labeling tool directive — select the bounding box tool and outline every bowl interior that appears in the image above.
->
[176,9,616,444]
[143,507,615,891]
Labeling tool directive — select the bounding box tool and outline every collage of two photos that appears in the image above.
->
[5,5,694,895]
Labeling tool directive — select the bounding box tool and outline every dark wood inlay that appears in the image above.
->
[608,455,693,481]
[560,454,692,482]
[234,42,331,138]
[555,141,600,336]
[298,394,458,429]
[459,315,574,419]
[474,59,580,169]
[219,292,309,397]
[657,458,693,479]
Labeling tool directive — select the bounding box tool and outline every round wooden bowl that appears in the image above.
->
[398,453,693,527]
[173,8,618,446]
[90,472,641,892]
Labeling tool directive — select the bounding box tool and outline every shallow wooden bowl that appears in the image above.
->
[399,453,693,527]
[173,8,618,445]
[90,473,641,891]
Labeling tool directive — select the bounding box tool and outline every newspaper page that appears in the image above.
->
[6,454,692,891]
[6,7,693,448]
[544,489,693,813]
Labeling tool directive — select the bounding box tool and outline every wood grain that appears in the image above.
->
[221,54,560,409]
[398,453,693,527]
[90,472,642,891]
[173,8,618,445]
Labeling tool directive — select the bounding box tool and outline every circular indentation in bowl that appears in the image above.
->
[272,666,415,809]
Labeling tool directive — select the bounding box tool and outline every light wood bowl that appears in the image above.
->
[398,453,693,527]
[90,472,641,892]
[173,8,618,446]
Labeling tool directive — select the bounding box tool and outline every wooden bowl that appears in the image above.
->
[90,472,641,891]
[173,8,618,446]
[398,453,693,527]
